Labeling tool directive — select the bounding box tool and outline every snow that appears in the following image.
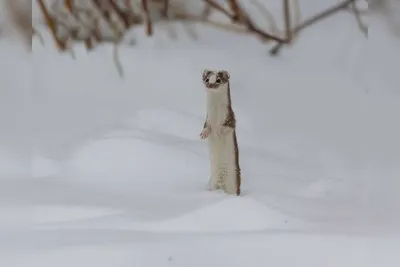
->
[1,0,400,266]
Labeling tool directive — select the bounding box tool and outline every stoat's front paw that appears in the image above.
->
[200,128,211,139]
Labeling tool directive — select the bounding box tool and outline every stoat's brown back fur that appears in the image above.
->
[226,81,241,196]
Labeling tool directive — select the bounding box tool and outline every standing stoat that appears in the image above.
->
[200,69,241,196]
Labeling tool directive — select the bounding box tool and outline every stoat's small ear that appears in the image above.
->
[220,70,230,81]
[203,69,211,80]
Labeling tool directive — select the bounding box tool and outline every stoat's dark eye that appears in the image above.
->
[216,79,221,84]
[205,78,209,83]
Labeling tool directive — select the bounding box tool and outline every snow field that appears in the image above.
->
[1,1,400,266]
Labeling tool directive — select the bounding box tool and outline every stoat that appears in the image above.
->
[200,69,241,196]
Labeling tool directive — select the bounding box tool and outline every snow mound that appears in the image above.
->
[128,197,308,233]
[68,137,203,187]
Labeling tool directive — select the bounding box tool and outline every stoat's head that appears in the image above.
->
[202,69,230,93]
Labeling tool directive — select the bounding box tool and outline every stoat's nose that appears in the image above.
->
[207,73,217,84]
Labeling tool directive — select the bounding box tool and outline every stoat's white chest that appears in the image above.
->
[206,92,229,127]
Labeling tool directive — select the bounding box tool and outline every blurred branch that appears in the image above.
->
[162,0,170,18]
[228,0,240,21]
[37,0,67,50]
[350,1,368,38]
[4,0,33,50]
[142,0,153,35]
[113,42,124,77]
[283,0,292,43]
[108,0,131,29]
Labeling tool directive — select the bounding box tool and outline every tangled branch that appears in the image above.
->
[270,0,368,55]
[33,0,284,76]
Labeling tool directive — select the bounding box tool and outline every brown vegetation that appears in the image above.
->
[2,1,371,74]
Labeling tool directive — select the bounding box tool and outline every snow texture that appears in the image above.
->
[1,0,400,266]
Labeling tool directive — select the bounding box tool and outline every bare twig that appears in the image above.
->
[66,39,76,59]
[84,36,94,50]
[108,0,131,28]
[37,0,67,50]
[113,45,123,77]
[291,0,302,41]
[350,1,368,37]
[63,0,102,44]
[228,0,241,22]
[142,0,153,35]
[49,18,76,58]
[6,0,33,49]
[92,17,102,41]
[283,0,292,42]
[204,0,231,17]
[91,0,124,40]
[65,0,73,12]
[162,0,170,18]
